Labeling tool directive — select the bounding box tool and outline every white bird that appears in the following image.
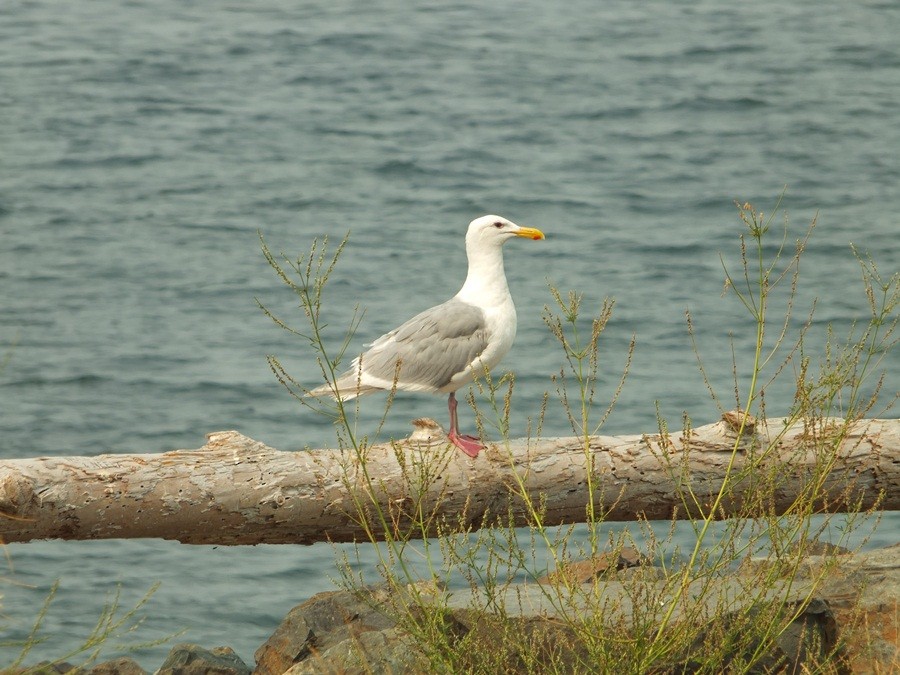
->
[307,215,545,457]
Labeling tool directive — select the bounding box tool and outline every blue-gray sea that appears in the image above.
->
[1,0,898,667]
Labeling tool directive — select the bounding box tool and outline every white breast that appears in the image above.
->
[443,294,517,391]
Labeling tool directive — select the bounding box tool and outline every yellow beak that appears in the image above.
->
[513,226,545,241]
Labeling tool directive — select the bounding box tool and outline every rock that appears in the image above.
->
[157,644,251,675]
[282,627,421,675]
[817,544,900,672]
[664,596,844,673]
[426,608,589,673]
[538,547,656,584]
[88,657,147,674]
[253,584,427,675]
[255,585,588,675]
[14,663,83,675]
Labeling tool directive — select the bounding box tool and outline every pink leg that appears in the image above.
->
[447,392,484,458]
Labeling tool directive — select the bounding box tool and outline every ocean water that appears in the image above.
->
[1,0,898,667]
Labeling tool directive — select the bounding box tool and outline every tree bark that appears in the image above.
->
[1,414,897,545]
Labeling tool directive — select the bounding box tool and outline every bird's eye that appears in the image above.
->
[493,221,504,228]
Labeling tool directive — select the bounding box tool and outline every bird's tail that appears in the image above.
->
[305,372,380,401]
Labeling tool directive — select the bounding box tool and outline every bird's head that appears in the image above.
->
[466,215,545,248]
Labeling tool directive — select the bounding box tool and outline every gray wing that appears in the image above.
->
[360,298,488,391]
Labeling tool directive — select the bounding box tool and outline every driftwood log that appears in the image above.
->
[0,414,897,545]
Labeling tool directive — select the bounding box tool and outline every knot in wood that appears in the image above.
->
[406,418,446,445]
[722,409,756,434]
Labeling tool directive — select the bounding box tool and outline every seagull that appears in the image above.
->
[307,215,545,457]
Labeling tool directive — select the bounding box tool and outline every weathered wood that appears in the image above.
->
[0,414,897,545]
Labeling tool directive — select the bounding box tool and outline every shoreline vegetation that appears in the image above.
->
[4,198,898,673]
[8,543,900,674]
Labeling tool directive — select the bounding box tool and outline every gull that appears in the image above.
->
[307,215,545,457]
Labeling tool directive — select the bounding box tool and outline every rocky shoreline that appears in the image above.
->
[14,545,899,674]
